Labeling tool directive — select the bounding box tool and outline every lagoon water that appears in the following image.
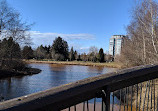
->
[0,63,117,101]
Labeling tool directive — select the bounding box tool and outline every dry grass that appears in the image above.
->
[24,59,122,68]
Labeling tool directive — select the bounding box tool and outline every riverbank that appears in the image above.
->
[25,60,122,68]
[0,68,41,79]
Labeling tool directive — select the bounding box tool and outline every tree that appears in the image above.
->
[89,46,98,55]
[77,54,81,61]
[80,53,88,61]
[0,0,31,70]
[105,54,113,62]
[0,0,31,44]
[98,48,104,62]
[51,37,69,61]
[0,37,21,59]
[43,45,51,59]
[0,37,24,70]
[74,50,78,60]
[22,46,34,59]
[35,45,47,59]
[44,45,51,54]
[69,47,75,61]
[120,0,158,67]
[88,46,98,62]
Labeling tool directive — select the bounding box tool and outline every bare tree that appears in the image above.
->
[89,46,98,55]
[120,0,158,67]
[88,46,98,62]
[0,0,32,70]
[135,0,158,63]
[0,0,31,43]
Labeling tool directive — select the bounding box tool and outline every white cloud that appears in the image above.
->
[80,47,90,50]
[30,31,95,40]
[30,31,95,53]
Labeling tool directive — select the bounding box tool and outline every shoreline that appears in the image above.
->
[0,68,41,79]
[25,60,122,68]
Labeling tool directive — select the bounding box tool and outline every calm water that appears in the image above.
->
[0,63,117,101]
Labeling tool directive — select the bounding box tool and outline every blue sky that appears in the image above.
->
[7,0,134,53]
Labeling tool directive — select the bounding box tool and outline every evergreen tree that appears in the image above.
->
[0,37,25,70]
[98,48,104,62]
[69,47,75,61]
[0,37,21,59]
[77,54,81,61]
[51,37,69,61]
[43,45,51,59]
[22,46,34,59]
[74,50,78,60]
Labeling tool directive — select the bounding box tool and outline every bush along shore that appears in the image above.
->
[0,67,41,79]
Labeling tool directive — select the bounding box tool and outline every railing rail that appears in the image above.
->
[0,64,158,111]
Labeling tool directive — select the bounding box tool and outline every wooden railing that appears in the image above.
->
[0,64,158,111]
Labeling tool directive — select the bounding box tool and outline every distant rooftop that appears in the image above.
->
[111,35,126,39]
[112,35,126,36]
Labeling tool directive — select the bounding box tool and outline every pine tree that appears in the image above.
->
[69,47,75,61]
[51,37,69,61]
[98,48,104,62]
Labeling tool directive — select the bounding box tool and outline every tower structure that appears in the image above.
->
[109,35,126,57]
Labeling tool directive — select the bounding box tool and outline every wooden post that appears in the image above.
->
[102,89,110,111]
[105,91,110,111]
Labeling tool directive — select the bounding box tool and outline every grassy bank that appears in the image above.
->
[25,59,122,68]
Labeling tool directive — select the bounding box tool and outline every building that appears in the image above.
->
[109,35,126,57]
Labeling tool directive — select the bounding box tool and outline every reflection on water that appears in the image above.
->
[0,63,117,101]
